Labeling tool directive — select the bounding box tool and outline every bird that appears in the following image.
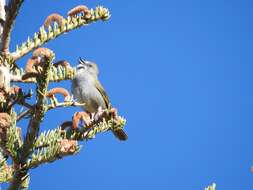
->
[71,57,128,141]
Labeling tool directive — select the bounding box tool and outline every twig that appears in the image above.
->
[47,101,85,111]
[16,109,31,122]
[16,101,84,122]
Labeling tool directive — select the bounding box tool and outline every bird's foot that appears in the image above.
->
[109,107,118,118]
[72,111,92,129]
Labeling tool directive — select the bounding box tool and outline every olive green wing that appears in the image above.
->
[95,79,110,109]
[95,80,128,141]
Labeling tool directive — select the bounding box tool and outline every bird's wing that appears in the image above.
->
[95,79,110,109]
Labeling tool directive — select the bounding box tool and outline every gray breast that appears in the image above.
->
[71,74,106,113]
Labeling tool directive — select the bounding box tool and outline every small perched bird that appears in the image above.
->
[71,58,128,141]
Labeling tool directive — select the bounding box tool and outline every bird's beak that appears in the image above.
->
[79,57,87,65]
[78,57,88,70]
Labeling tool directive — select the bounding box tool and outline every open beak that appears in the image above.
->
[79,57,87,65]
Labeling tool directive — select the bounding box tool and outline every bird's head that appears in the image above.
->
[77,57,99,77]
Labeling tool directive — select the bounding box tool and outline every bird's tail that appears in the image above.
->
[112,129,128,141]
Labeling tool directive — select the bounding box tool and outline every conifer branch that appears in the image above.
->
[8,50,54,190]
[25,139,79,169]
[11,64,76,83]
[63,109,126,141]
[0,3,128,190]
[11,6,110,61]
[0,164,13,183]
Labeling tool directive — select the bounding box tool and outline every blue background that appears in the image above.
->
[4,0,253,189]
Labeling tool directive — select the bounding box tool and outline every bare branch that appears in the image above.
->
[16,109,30,122]
[47,101,84,111]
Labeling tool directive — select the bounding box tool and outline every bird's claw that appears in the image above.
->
[72,111,92,129]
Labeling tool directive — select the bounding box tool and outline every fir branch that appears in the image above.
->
[8,51,54,190]
[11,64,76,83]
[63,109,127,141]
[0,151,11,183]
[0,112,22,165]
[0,3,128,189]
[0,164,13,183]
[11,6,110,61]
[20,110,125,171]
[1,0,24,53]
[5,114,22,163]
[25,139,79,169]
[34,128,63,149]
[84,116,126,140]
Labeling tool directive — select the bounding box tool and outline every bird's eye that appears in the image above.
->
[87,64,92,68]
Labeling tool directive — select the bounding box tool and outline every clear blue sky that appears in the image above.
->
[4,0,253,189]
